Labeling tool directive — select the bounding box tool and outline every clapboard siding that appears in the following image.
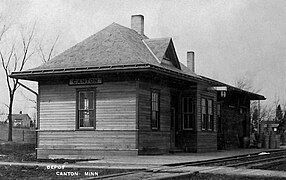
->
[37,130,137,159]
[197,131,217,152]
[38,131,136,149]
[137,81,171,154]
[196,83,217,151]
[138,131,170,154]
[40,83,75,130]
[38,81,138,158]
[218,92,251,149]
[196,83,217,132]
[39,81,137,130]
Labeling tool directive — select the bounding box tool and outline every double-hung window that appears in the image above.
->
[182,97,194,129]
[151,91,160,130]
[217,104,222,132]
[201,98,214,131]
[77,89,96,129]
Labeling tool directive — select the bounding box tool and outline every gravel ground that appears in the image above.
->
[259,162,286,171]
[186,173,286,180]
[0,146,285,179]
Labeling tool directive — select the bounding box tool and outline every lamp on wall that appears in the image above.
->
[207,86,227,98]
[220,91,227,98]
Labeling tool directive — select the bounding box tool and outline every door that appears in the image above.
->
[170,94,180,149]
[170,107,176,149]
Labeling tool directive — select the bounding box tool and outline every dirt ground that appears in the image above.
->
[0,165,285,180]
[186,173,286,180]
[0,147,134,179]
[258,162,286,171]
[0,165,134,179]
[0,144,285,179]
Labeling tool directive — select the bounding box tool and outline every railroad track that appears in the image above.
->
[165,149,286,167]
[226,155,286,167]
[84,149,286,180]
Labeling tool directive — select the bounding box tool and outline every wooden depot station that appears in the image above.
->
[11,15,265,159]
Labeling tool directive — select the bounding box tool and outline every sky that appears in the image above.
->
[0,0,286,116]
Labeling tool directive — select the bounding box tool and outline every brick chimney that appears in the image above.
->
[131,15,144,35]
[187,51,195,72]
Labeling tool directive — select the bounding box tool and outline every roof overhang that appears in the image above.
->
[9,63,202,83]
[207,86,228,91]
[10,64,266,101]
[10,64,152,81]
[201,76,266,100]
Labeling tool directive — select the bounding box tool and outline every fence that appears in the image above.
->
[0,124,36,144]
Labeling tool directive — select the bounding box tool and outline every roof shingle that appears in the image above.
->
[31,23,158,71]
[10,21,265,100]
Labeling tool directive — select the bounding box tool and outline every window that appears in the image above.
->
[77,89,96,129]
[201,98,214,131]
[217,104,222,132]
[208,100,213,130]
[182,97,194,129]
[151,91,160,130]
[202,99,207,130]
[14,119,22,127]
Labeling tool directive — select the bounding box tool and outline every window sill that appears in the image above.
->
[183,128,194,131]
[201,129,215,132]
[76,128,95,131]
[151,128,160,131]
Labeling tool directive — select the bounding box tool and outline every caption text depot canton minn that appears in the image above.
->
[46,165,99,177]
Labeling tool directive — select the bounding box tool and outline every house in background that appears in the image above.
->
[11,15,265,159]
[0,114,7,124]
[9,111,32,128]
[261,121,279,133]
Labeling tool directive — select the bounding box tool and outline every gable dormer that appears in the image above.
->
[144,38,181,70]
[162,39,181,69]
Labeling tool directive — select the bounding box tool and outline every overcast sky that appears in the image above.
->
[0,0,286,115]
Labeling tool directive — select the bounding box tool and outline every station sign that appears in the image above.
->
[69,78,102,85]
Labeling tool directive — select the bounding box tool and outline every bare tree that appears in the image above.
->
[282,101,286,112]
[234,75,271,133]
[0,23,36,141]
[260,104,274,122]
[273,93,280,109]
[19,90,37,105]
[234,76,261,93]
[19,35,60,108]
[37,35,59,63]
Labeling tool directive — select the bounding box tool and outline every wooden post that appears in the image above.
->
[17,81,39,156]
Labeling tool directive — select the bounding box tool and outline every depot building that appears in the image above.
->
[11,15,265,159]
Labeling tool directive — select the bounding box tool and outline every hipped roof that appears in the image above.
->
[10,22,265,100]
[31,23,158,70]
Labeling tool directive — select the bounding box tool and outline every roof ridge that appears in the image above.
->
[115,24,159,65]
[115,25,149,64]
[142,39,161,64]
[112,22,149,40]
[145,37,171,41]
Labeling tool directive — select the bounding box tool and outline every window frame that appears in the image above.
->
[182,97,195,130]
[151,90,160,130]
[202,98,207,130]
[201,97,214,131]
[217,103,222,133]
[76,88,96,130]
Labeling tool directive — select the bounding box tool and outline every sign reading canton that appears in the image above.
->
[69,78,102,85]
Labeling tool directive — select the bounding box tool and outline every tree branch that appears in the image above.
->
[47,34,59,62]
[37,34,59,63]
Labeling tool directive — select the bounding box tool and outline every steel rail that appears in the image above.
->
[84,149,286,179]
